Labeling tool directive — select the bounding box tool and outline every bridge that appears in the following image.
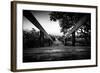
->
[23,10,53,47]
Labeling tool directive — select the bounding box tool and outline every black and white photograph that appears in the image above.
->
[23,10,91,62]
[11,1,97,71]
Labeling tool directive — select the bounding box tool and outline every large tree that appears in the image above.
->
[49,12,90,46]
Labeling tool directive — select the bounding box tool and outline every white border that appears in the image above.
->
[16,3,96,69]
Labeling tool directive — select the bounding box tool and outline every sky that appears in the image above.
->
[23,11,63,36]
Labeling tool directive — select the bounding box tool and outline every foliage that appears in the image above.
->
[49,12,90,34]
[49,12,91,46]
[23,28,40,48]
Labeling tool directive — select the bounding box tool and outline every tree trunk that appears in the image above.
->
[72,31,75,46]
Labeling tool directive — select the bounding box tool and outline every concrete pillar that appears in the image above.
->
[39,31,44,47]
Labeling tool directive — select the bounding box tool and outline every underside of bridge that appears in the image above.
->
[23,10,89,46]
[64,16,88,46]
[23,10,53,47]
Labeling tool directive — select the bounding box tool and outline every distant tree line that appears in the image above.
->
[23,28,40,49]
[23,28,56,49]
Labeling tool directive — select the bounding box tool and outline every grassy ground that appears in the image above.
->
[23,45,91,62]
